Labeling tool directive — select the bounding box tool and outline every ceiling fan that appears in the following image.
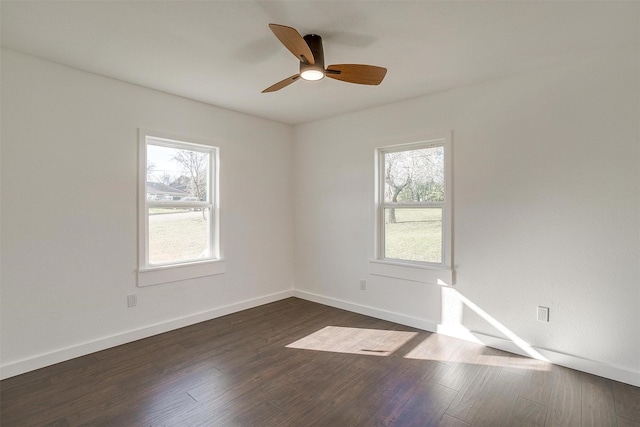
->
[262,24,387,93]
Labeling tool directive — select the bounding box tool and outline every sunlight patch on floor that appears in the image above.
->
[286,326,418,356]
[403,333,551,371]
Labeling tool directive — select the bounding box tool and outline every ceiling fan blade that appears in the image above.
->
[269,24,315,65]
[262,74,301,93]
[326,64,387,85]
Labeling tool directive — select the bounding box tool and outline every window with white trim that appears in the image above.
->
[138,130,222,286]
[377,138,451,267]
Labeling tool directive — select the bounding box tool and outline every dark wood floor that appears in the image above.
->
[1,298,639,426]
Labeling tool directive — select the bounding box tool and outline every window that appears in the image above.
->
[377,138,451,268]
[138,129,222,287]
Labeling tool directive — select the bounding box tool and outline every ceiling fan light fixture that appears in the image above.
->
[300,69,325,81]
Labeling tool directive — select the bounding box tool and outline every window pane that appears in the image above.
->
[384,146,444,203]
[384,208,442,263]
[146,143,209,202]
[148,208,211,265]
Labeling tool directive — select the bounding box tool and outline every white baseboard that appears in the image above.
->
[293,290,640,387]
[0,289,295,380]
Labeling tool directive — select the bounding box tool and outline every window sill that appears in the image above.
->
[138,259,226,287]
[369,259,453,286]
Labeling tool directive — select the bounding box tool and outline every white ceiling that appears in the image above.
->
[1,1,638,125]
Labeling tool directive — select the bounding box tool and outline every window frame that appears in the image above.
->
[375,136,452,269]
[137,129,223,287]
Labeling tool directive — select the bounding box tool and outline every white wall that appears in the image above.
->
[2,45,639,386]
[293,47,640,385]
[0,49,295,377]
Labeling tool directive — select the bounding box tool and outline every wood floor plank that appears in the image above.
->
[42,418,70,427]
[510,396,547,427]
[225,400,285,426]
[544,365,583,426]
[442,363,501,423]
[439,414,473,427]
[404,332,468,366]
[75,391,198,426]
[617,416,640,427]
[519,362,554,406]
[470,369,526,426]
[366,358,450,424]
[437,342,506,392]
[391,382,460,426]
[612,380,640,423]
[504,353,551,377]
[581,375,617,426]
[254,368,318,412]
[2,383,121,426]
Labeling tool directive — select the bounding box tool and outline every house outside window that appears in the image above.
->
[377,137,451,268]
[138,129,222,287]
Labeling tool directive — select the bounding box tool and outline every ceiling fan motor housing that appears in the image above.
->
[300,34,325,80]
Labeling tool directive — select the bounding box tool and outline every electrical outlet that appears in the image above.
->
[127,294,137,308]
[537,306,549,322]
[360,280,367,290]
